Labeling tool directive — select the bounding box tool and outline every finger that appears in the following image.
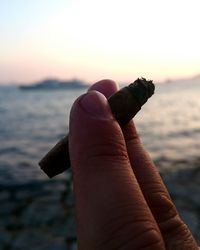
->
[88,79,119,98]
[69,90,165,250]
[122,121,199,249]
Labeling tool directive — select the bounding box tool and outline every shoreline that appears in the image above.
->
[0,161,200,249]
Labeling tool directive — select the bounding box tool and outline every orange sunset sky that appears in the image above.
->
[0,0,200,84]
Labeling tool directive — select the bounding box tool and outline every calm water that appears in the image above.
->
[0,80,200,185]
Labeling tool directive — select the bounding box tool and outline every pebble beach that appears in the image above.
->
[0,158,200,249]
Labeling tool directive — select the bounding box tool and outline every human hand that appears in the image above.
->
[69,79,199,250]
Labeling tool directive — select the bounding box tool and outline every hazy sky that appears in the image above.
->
[0,0,200,84]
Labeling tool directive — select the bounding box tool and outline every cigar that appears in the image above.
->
[39,78,155,178]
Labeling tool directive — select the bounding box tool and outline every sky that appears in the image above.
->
[0,0,200,84]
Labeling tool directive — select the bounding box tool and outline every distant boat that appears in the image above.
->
[19,79,88,90]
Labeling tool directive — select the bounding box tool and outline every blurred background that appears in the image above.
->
[0,0,200,249]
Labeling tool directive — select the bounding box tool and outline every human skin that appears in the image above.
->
[69,79,199,250]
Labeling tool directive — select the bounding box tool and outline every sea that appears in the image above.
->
[0,79,200,185]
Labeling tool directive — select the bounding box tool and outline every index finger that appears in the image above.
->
[123,120,199,249]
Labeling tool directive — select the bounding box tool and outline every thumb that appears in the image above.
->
[69,90,126,171]
[69,91,164,250]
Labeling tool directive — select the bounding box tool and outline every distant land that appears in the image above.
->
[0,74,199,88]
[159,74,200,85]
[19,78,89,90]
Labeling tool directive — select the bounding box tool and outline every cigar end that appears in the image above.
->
[127,78,155,106]
[39,137,70,178]
[39,159,58,178]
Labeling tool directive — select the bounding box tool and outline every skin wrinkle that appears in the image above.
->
[103,220,160,244]
[98,221,149,249]
[73,146,130,173]
[97,228,164,250]
[72,143,132,180]
[102,205,154,236]
[140,241,165,250]
[82,138,129,165]
[140,184,170,204]
[159,214,188,235]
[95,200,163,250]
[122,124,141,143]
[126,146,155,173]
[145,193,175,214]
[164,226,198,250]
[74,171,140,209]
[122,229,164,250]
[73,165,136,199]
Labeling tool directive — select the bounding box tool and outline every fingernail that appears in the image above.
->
[88,79,118,98]
[80,91,112,118]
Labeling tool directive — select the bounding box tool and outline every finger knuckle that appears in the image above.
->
[96,228,163,250]
[145,191,178,223]
[85,139,129,166]
[133,228,164,250]
[97,212,164,250]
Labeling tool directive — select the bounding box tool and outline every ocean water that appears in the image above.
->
[0,80,200,185]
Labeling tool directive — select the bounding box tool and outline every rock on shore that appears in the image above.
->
[0,174,76,250]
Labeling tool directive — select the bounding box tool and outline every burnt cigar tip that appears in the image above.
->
[127,77,155,106]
